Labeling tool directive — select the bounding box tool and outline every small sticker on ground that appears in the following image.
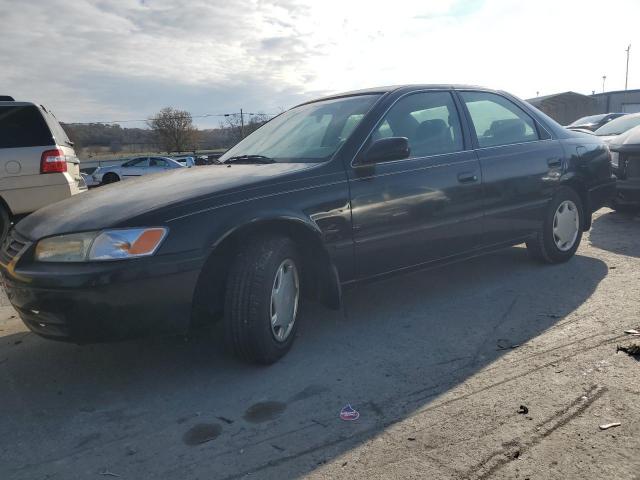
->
[340,404,360,421]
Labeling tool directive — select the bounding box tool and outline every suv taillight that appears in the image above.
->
[40,149,67,173]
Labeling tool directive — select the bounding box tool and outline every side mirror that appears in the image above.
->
[359,137,410,166]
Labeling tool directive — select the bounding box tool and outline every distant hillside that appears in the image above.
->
[61,120,267,158]
[62,123,156,153]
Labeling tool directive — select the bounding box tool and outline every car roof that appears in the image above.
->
[0,101,39,107]
[295,84,496,107]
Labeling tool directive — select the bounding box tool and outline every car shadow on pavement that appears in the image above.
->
[0,246,608,480]
[589,208,640,257]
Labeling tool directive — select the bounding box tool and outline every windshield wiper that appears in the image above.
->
[224,154,275,164]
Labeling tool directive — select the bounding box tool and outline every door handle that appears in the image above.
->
[547,158,562,168]
[457,172,479,184]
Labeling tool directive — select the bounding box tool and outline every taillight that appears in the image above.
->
[40,149,67,173]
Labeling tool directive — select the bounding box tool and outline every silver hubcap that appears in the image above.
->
[270,259,299,342]
[553,200,579,251]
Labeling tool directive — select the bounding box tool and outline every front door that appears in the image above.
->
[348,90,483,279]
[121,157,149,178]
[457,91,565,245]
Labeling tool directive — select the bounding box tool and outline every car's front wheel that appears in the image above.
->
[224,234,301,364]
[102,173,120,184]
[526,186,583,263]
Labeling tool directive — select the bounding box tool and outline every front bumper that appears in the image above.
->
[0,234,204,342]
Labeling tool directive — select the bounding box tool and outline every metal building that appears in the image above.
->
[527,89,640,125]
[526,92,597,125]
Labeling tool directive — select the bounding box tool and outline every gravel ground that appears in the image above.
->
[0,208,638,480]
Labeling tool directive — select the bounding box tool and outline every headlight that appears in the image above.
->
[34,228,168,262]
[610,151,619,168]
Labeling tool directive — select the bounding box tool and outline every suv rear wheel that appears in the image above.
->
[224,235,301,364]
[526,186,583,263]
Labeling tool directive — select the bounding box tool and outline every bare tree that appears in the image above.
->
[222,113,271,146]
[148,107,196,153]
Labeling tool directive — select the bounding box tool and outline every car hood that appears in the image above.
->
[607,125,640,149]
[595,135,618,144]
[17,162,316,240]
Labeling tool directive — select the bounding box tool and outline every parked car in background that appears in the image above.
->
[607,125,640,211]
[0,97,86,240]
[92,156,186,184]
[1,85,615,364]
[592,112,640,139]
[566,113,627,132]
[172,156,195,167]
[80,172,100,188]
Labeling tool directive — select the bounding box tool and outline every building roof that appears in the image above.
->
[591,88,640,97]
[526,91,593,105]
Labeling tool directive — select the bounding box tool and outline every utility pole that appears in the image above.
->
[240,108,245,139]
[602,75,607,93]
[625,44,631,90]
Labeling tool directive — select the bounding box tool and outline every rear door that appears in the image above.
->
[457,90,564,245]
[348,90,483,278]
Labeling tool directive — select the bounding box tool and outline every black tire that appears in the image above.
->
[0,205,10,244]
[102,173,120,184]
[224,235,301,364]
[526,186,583,264]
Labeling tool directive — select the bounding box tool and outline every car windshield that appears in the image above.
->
[569,114,606,126]
[595,115,640,136]
[219,94,381,163]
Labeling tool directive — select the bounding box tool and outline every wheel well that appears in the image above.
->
[562,180,591,231]
[0,195,13,218]
[190,219,340,327]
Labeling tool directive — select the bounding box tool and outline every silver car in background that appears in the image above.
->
[92,156,187,184]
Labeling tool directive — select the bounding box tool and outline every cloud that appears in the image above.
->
[1,0,639,126]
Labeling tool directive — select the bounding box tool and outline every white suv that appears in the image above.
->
[0,98,86,239]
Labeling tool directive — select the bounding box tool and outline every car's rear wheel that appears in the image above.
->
[102,173,120,184]
[224,235,301,364]
[526,186,583,264]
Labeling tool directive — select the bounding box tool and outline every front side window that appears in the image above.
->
[123,158,148,167]
[371,91,464,158]
[460,91,539,148]
[219,94,381,163]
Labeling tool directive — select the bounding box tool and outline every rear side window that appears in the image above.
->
[460,91,539,148]
[0,105,53,148]
[42,109,71,145]
[371,91,464,158]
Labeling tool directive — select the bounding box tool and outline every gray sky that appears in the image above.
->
[1,0,638,128]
